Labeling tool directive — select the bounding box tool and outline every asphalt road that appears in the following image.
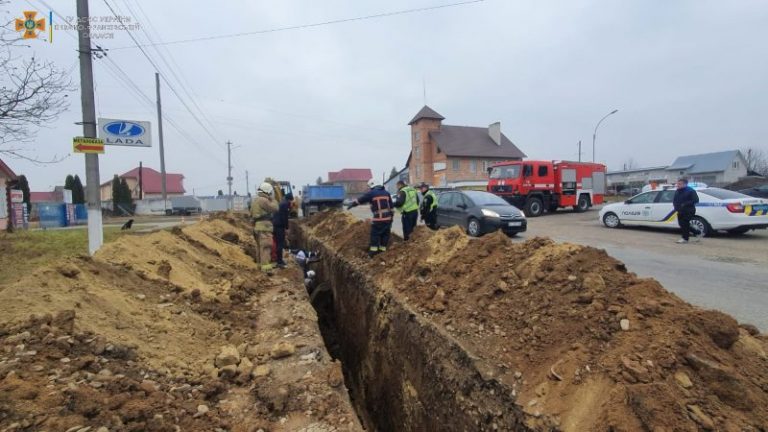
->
[350,206,768,331]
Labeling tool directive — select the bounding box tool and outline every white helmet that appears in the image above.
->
[258,182,274,196]
[306,270,316,278]
[367,179,377,188]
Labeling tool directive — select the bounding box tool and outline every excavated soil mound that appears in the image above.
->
[0,215,361,431]
[308,212,768,431]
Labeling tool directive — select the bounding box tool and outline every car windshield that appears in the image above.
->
[701,188,750,200]
[489,165,520,179]
[464,191,509,206]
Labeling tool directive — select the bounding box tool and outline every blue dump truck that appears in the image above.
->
[301,185,345,217]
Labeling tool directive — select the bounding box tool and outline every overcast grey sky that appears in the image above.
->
[4,0,768,193]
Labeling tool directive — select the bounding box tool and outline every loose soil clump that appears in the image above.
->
[308,212,768,431]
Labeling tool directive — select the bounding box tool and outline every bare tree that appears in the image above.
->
[622,157,639,171]
[741,148,768,176]
[1,4,73,162]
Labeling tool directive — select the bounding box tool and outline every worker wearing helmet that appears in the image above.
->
[346,179,394,257]
[251,182,278,271]
[419,182,438,230]
[394,180,419,240]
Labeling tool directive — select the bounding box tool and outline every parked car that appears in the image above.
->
[436,190,527,237]
[739,183,768,199]
[599,187,768,236]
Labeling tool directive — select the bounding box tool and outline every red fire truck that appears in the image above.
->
[487,160,607,217]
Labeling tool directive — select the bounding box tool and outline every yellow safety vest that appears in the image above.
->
[400,186,419,213]
[424,190,438,212]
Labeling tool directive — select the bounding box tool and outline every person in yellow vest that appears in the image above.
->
[394,180,419,240]
[251,182,278,271]
[419,182,438,230]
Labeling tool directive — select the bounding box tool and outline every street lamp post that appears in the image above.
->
[592,109,618,163]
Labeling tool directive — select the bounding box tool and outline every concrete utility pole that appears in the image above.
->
[76,0,103,255]
[226,141,233,210]
[155,72,167,208]
[577,140,582,162]
[245,170,250,196]
[138,161,143,199]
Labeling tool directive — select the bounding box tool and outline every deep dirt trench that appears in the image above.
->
[294,211,768,432]
[292,223,533,432]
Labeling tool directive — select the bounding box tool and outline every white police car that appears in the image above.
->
[599,187,768,236]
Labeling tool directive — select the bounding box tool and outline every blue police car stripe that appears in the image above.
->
[660,209,676,222]
[746,205,768,216]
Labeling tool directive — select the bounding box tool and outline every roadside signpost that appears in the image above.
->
[97,118,152,147]
[73,137,105,154]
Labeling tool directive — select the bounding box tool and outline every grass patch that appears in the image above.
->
[0,227,126,284]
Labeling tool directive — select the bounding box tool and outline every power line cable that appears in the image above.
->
[119,0,225,138]
[101,0,225,149]
[29,0,227,165]
[108,0,485,50]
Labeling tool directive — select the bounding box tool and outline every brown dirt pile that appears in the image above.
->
[1,215,361,431]
[308,213,768,431]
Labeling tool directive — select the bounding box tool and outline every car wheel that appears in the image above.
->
[524,198,544,217]
[727,227,750,235]
[690,216,712,237]
[467,218,482,237]
[603,212,621,228]
[574,195,590,213]
[505,231,518,238]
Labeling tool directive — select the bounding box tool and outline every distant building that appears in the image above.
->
[407,106,526,188]
[0,158,18,231]
[607,150,748,189]
[607,166,671,190]
[666,150,747,185]
[30,186,68,204]
[384,167,409,195]
[100,166,185,201]
[326,168,373,197]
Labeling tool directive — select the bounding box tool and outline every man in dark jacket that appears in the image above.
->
[419,183,438,230]
[272,195,292,268]
[673,178,701,243]
[347,180,394,257]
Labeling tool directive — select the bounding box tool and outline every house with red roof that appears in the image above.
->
[99,166,185,201]
[1,158,19,230]
[326,168,373,197]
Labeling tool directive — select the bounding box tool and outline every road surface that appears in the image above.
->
[350,206,768,331]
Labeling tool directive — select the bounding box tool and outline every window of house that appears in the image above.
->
[452,159,460,171]
[413,131,420,142]
[414,144,420,158]
[733,161,739,169]
[537,166,548,177]
[470,160,477,173]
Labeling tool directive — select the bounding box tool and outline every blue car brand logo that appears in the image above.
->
[104,121,144,137]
